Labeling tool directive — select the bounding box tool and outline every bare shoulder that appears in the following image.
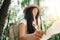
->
[20,19,27,25]
[19,22,27,37]
[19,19,27,32]
[19,23,27,28]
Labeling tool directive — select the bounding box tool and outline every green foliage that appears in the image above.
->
[21,0,30,8]
[34,0,40,5]
[9,11,16,20]
[48,33,60,40]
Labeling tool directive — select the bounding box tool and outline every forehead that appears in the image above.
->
[33,8,38,10]
[33,8,39,11]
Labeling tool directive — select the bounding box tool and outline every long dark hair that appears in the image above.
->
[25,7,39,34]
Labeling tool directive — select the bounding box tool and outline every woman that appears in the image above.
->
[19,4,46,40]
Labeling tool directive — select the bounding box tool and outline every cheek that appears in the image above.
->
[33,10,38,16]
[35,10,38,14]
[35,10,38,15]
[36,12,37,15]
[32,8,38,16]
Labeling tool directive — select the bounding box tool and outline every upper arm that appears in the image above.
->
[19,23,27,37]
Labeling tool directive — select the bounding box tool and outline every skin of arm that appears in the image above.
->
[19,23,37,40]
[19,23,46,40]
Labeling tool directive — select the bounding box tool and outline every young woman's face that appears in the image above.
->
[32,8,38,17]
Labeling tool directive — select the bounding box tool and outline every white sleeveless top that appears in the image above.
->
[20,19,27,25]
[20,17,41,30]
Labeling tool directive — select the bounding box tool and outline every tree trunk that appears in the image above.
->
[0,0,11,39]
